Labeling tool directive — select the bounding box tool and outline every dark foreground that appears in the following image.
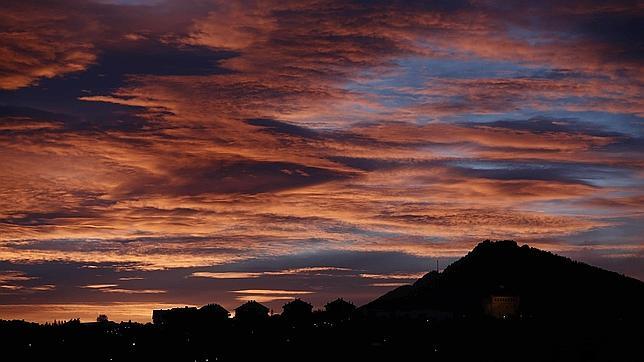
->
[4,241,643,361]
[1,315,642,362]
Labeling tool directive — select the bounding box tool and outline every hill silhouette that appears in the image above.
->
[361,239,644,320]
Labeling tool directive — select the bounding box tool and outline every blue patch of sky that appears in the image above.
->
[565,218,644,244]
[346,55,556,95]
[343,56,545,115]
[343,54,642,135]
[346,56,536,98]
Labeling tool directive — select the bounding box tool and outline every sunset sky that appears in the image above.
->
[0,0,642,322]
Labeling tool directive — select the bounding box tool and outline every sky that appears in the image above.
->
[0,0,642,322]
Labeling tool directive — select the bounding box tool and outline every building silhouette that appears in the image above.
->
[281,299,313,322]
[199,303,230,321]
[234,301,269,322]
[485,295,520,319]
[324,298,356,321]
[152,306,199,326]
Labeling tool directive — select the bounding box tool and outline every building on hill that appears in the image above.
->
[282,299,313,321]
[324,298,356,321]
[485,295,520,319]
[234,301,269,321]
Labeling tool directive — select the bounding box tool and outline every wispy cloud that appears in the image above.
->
[232,289,315,303]
[191,267,351,279]
[359,273,426,280]
[82,284,165,294]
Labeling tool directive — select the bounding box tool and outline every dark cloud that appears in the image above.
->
[119,160,350,197]
[246,119,323,140]
[469,117,621,137]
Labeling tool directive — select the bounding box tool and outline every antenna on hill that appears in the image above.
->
[436,259,439,273]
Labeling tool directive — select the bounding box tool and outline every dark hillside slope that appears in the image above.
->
[361,240,644,319]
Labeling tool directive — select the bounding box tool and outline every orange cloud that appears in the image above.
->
[0,4,98,89]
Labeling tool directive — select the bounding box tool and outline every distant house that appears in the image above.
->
[282,299,313,321]
[485,295,520,319]
[324,298,356,321]
[152,306,199,326]
[234,301,269,321]
[152,304,230,327]
[199,304,230,321]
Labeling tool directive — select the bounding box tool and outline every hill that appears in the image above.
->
[360,240,644,320]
